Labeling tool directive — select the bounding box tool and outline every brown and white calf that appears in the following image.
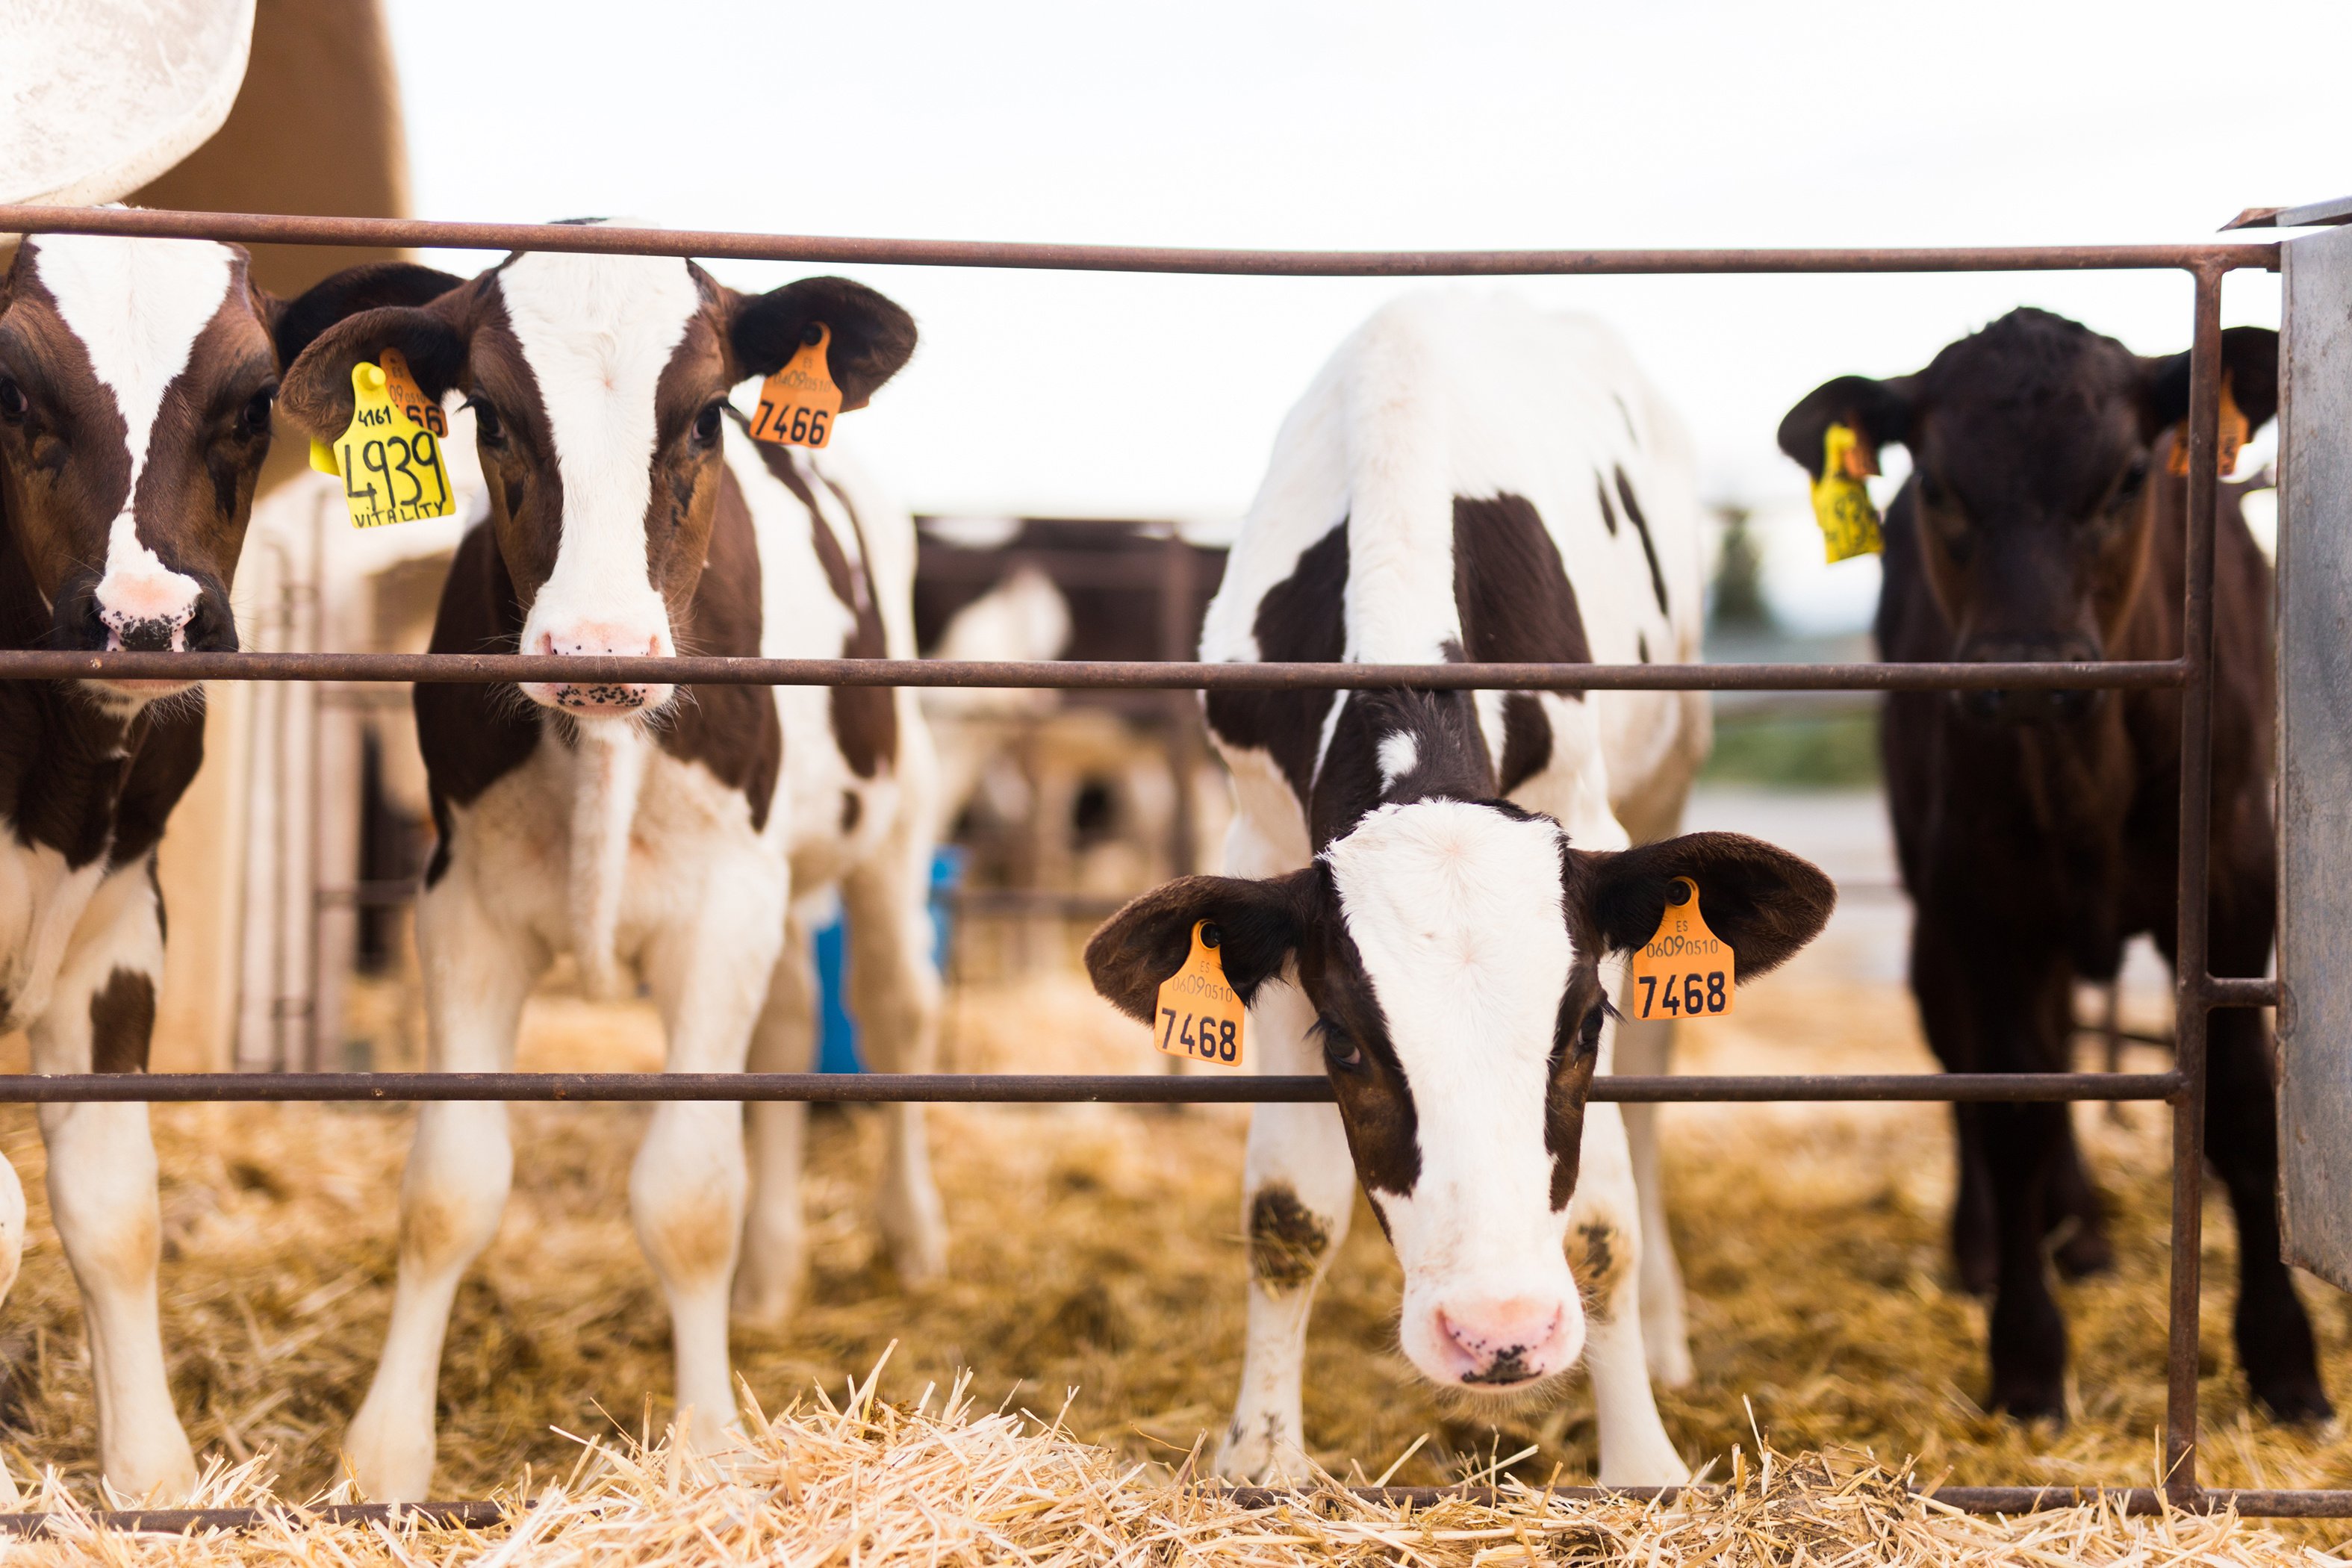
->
[280,246,945,1501]
[1085,294,1835,1483]
[0,232,452,1495]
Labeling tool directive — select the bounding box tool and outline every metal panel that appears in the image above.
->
[2278,223,2352,1289]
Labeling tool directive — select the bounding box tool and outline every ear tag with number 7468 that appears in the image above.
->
[311,347,455,528]
[748,323,841,449]
[1154,920,1247,1068]
[1627,877,1735,1021]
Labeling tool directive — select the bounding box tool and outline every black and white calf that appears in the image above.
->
[0,232,451,1496]
[281,246,945,1501]
[1086,295,1835,1483]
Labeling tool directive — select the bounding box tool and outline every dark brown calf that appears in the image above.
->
[1779,308,2326,1423]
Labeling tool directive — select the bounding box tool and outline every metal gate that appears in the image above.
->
[0,202,2334,1526]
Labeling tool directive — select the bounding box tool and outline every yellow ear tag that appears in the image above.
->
[1153,919,1247,1068]
[748,323,841,450]
[1627,878,1735,1021]
[329,347,455,528]
[2167,376,2250,479]
[1811,423,1884,563]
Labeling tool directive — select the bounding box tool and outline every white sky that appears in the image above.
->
[387,0,2352,629]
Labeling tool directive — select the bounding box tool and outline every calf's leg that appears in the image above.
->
[1610,1004,1692,1388]
[636,851,786,1452]
[1914,912,2071,1419]
[30,865,196,1499]
[2199,883,2327,1421]
[1569,1102,1689,1485]
[839,809,948,1285]
[344,871,539,1502]
[733,911,819,1326]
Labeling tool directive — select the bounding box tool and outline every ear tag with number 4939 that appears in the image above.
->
[1627,877,1735,1021]
[1811,423,1883,564]
[1154,920,1247,1068]
[748,323,841,450]
[314,347,455,528]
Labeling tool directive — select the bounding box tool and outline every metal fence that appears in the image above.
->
[0,203,2324,1525]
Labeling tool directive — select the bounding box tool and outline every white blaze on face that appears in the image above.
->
[1324,799,1585,1387]
[497,250,702,711]
[31,235,235,644]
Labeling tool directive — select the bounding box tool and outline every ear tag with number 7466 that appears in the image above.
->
[1627,877,1735,1021]
[310,347,455,528]
[748,323,841,449]
[1154,920,1247,1068]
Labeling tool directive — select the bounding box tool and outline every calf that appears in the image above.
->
[0,232,451,1494]
[1085,294,1835,1483]
[280,246,945,1501]
[1778,308,2328,1422]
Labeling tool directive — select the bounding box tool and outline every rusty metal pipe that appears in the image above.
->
[0,207,2283,275]
[0,1071,2180,1104]
[0,649,2189,692]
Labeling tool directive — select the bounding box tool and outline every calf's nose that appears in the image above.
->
[523,622,674,715]
[96,570,202,653]
[1434,1295,1573,1387]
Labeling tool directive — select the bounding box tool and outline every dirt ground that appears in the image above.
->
[0,923,2344,1512]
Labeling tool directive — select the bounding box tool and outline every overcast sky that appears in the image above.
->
[386,1,2352,629]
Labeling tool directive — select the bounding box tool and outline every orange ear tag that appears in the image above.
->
[1153,920,1247,1068]
[1626,878,1735,1021]
[1811,424,1883,563]
[326,346,455,529]
[748,323,842,449]
[2166,376,2250,478]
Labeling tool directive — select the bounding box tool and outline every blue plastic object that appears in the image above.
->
[815,846,964,1074]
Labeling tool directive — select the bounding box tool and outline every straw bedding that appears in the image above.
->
[0,961,2342,1561]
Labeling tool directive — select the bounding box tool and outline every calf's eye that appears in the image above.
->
[0,379,25,424]
[468,399,506,448]
[691,402,726,447]
[240,387,277,435]
[1316,1017,1363,1072]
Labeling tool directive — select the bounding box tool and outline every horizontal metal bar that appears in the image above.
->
[0,1500,505,1537]
[0,207,2283,276]
[0,1071,2181,1104]
[2203,976,2278,1008]
[0,649,2191,693]
[15,1484,2352,1534]
[1224,1484,2352,1517]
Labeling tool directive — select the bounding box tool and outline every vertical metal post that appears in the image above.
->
[1160,530,1203,879]
[2275,220,2352,1290]
[2163,261,2226,1505]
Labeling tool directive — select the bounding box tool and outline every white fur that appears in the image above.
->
[1323,802,1584,1375]
[495,250,701,700]
[1200,293,1705,1485]
[1375,730,1417,791]
[347,423,947,1500]
[28,235,233,644]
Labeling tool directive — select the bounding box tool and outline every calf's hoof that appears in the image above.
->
[2050,1220,2115,1282]
[100,1431,199,1505]
[2250,1374,2333,1427]
[1214,1413,1310,1484]
[343,1404,437,1504]
[1986,1371,2067,1425]
[1643,1331,1696,1391]
[877,1186,948,1287]
[729,1247,806,1329]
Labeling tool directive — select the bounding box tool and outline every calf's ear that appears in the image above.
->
[1572,831,1835,980]
[279,298,470,441]
[1083,870,1318,1023]
[2147,326,2279,435]
[728,276,917,410]
[270,263,468,370]
[1776,373,1917,480]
